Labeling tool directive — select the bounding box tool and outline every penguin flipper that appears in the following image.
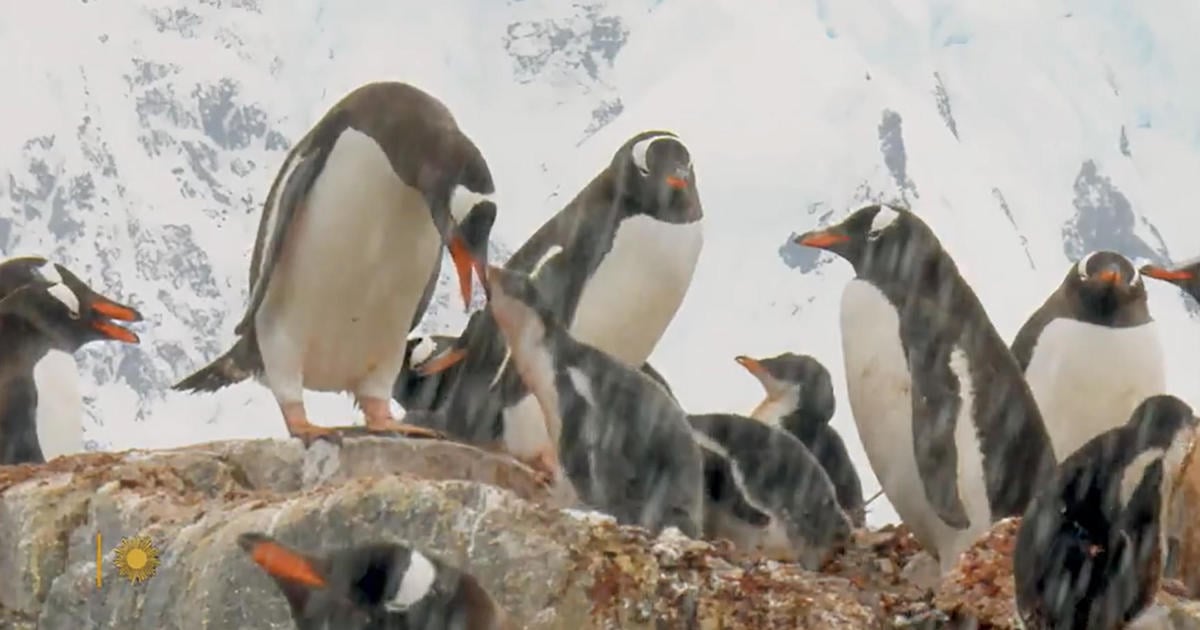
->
[172,336,262,392]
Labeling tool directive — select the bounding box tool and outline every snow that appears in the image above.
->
[3,0,1200,529]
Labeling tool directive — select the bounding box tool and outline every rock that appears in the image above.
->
[0,436,879,629]
[1167,432,1200,598]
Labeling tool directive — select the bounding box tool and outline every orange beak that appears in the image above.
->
[416,347,467,376]
[247,539,326,589]
[795,229,849,249]
[1141,265,1194,282]
[735,355,766,377]
[92,321,139,343]
[665,175,688,190]
[1094,269,1122,285]
[448,234,482,309]
[90,298,142,322]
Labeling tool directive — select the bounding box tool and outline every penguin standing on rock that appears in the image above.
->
[483,263,704,536]
[410,130,703,481]
[1014,395,1197,630]
[735,352,865,526]
[238,532,514,630]
[1011,250,1165,462]
[0,274,143,464]
[172,81,497,444]
[688,412,853,569]
[794,203,1056,570]
[1141,257,1200,304]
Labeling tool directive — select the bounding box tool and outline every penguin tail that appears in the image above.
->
[172,337,260,393]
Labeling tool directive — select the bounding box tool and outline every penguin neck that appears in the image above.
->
[0,315,62,367]
[778,408,827,443]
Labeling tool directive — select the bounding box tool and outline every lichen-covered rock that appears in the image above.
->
[0,437,879,629]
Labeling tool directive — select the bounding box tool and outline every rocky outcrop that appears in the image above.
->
[0,437,1197,629]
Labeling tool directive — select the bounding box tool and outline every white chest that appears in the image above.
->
[32,349,84,460]
[1024,319,1166,461]
[749,386,800,427]
[569,216,703,366]
[254,128,443,392]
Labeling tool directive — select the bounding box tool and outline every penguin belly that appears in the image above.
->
[32,349,84,460]
[1024,319,1166,462]
[255,128,442,395]
[569,216,702,365]
[839,279,990,566]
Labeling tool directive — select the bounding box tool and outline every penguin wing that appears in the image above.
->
[1009,302,1057,373]
[902,302,971,530]
[503,202,578,273]
[409,253,442,332]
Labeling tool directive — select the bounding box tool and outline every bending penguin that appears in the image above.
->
[689,412,853,569]
[238,532,514,630]
[1141,257,1200,305]
[409,130,703,479]
[735,352,865,526]
[0,262,143,464]
[1011,250,1165,462]
[794,203,1056,571]
[172,81,497,444]
[484,263,704,536]
[1014,394,1197,630]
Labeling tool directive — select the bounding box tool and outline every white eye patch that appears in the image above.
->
[868,205,900,237]
[47,283,80,318]
[35,261,63,284]
[449,185,495,223]
[408,337,437,367]
[630,134,681,176]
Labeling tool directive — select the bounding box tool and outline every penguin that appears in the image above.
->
[1013,394,1197,630]
[392,334,466,412]
[688,412,853,569]
[0,276,142,464]
[794,203,1056,571]
[1140,257,1200,304]
[483,263,704,536]
[171,81,497,444]
[238,532,514,630]
[735,352,866,527]
[410,130,703,481]
[1011,250,1165,462]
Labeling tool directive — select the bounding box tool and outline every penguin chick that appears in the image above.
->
[0,278,143,464]
[484,264,704,537]
[795,203,1056,571]
[393,334,466,412]
[238,532,514,630]
[1012,250,1165,463]
[1141,257,1200,304]
[689,412,853,569]
[735,352,865,526]
[1014,394,1197,630]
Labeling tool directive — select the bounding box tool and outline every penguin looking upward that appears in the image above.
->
[1011,250,1165,462]
[238,532,514,630]
[172,81,497,444]
[1014,395,1197,630]
[794,203,1056,570]
[484,263,704,536]
[1141,257,1200,304]
[0,278,142,464]
[408,130,703,481]
[735,352,866,527]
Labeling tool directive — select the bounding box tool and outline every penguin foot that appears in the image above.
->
[520,447,560,487]
[288,424,343,447]
[364,418,446,440]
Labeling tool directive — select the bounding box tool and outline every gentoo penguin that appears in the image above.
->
[392,334,466,412]
[735,352,866,526]
[172,81,497,444]
[409,130,704,480]
[688,412,853,569]
[795,203,1056,570]
[238,532,514,630]
[0,277,142,464]
[1013,395,1197,630]
[1140,257,1200,304]
[1011,250,1165,462]
[484,263,704,536]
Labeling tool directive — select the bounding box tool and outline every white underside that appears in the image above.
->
[749,383,800,426]
[568,215,703,366]
[840,279,990,570]
[1024,318,1166,462]
[254,128,442,404]
[32,349,84,460]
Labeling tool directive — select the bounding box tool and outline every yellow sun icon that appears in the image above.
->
[112,535,160,584]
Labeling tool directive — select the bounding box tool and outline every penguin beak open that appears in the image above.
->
[795,229,850,250]
[1141,264,1194,283]
[416,347,467,376]
[88,295,142,344]
[240,535,326,589]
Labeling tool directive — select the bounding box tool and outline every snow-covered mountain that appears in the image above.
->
[4,0,1200,527]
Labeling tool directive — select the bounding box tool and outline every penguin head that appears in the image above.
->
[614,130,699,222]
[403,335,466,378]
[1139,258,1200,302]
[735,352,835,423]
[239,532,453,628]
[1064,250,1147,317]
[0,279,141,350]
[794,204,933,278]
[442,189,497,309]
[1127,395,1197,454]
